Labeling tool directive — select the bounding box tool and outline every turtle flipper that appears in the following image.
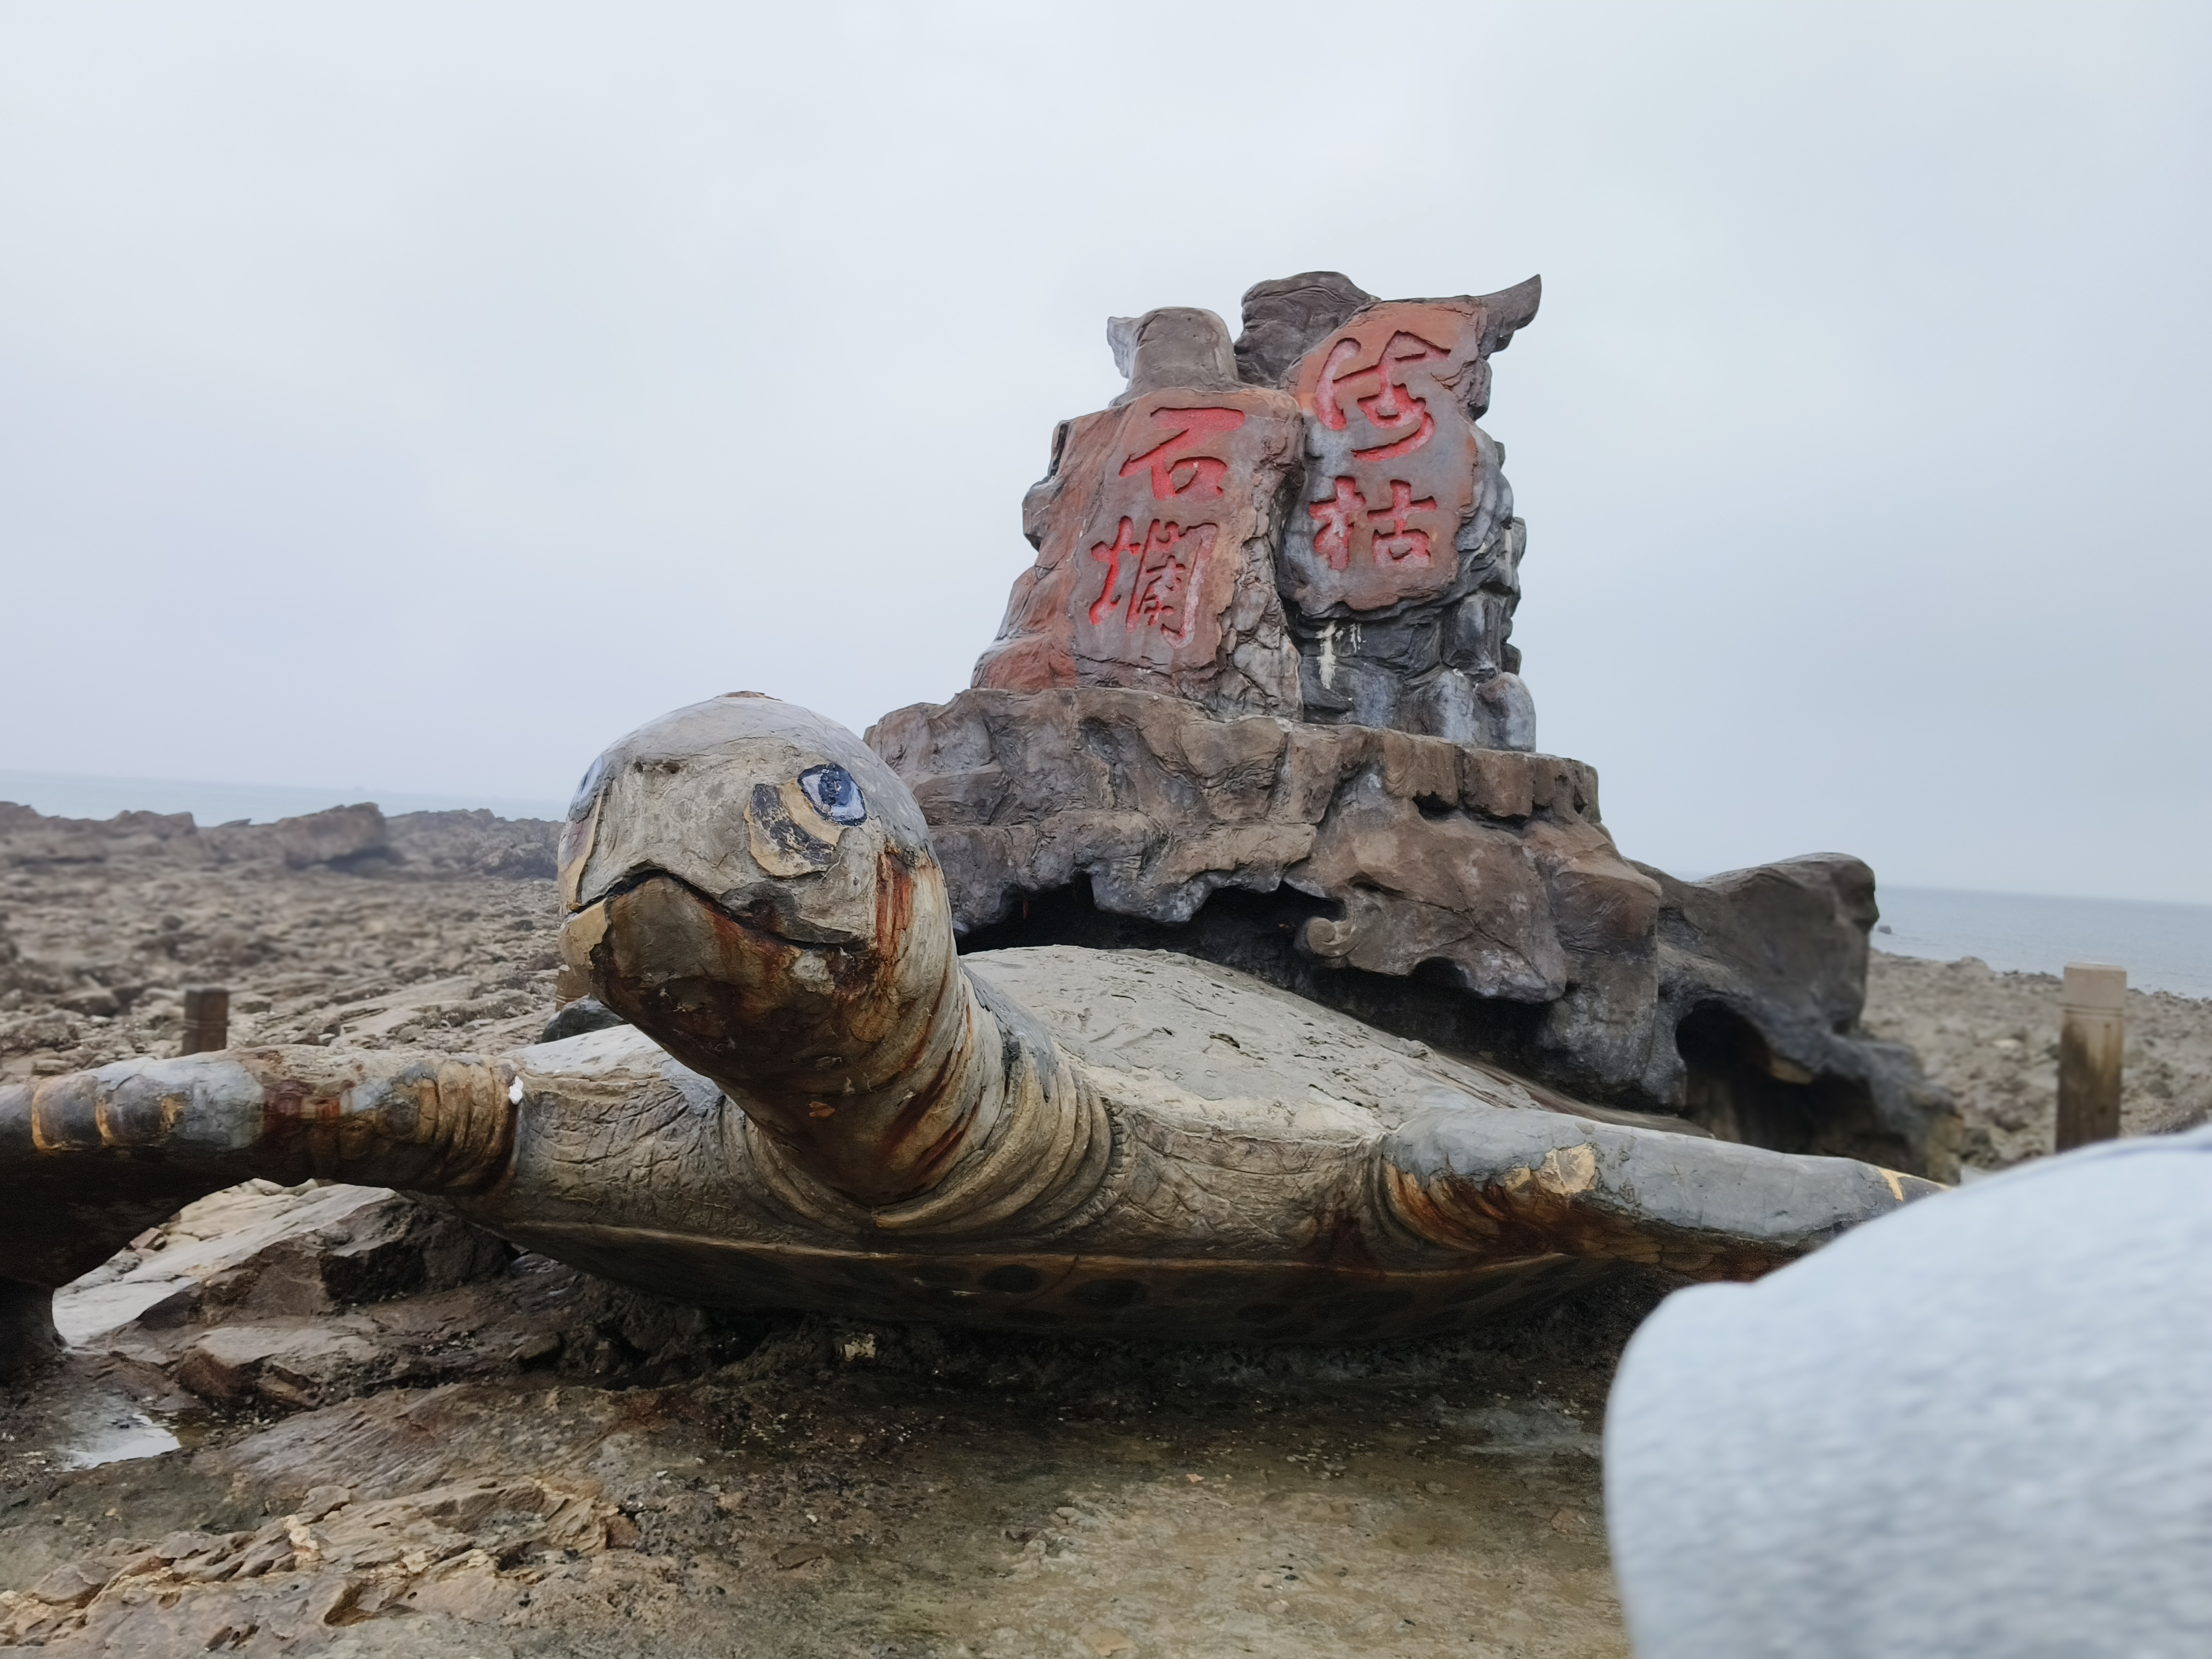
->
[0,1048,515,1372]
[1380,1103,1940,1279]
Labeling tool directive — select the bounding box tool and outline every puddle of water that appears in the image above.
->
[49,1393,189,1470]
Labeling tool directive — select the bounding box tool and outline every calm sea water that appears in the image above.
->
[7,770,2207,1000]
[1872,885,2212,1000]
[0,768,567,828]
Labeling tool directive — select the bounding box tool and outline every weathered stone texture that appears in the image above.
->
[973,308,1305,718]
[1640,856,1960,1177]
[870,686,1956,1178]
[973,274,1544,747]
[1248,276,1542,748]
[0,799,557,882]
[871,686,1638,1001]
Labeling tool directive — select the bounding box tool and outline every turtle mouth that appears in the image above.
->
[583,865,871,951]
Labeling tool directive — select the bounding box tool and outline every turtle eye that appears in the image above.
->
[567,755,608,822]
[798,764,866,826]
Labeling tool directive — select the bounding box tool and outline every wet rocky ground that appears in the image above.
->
[2,1175,1646,1657]
[2,799,2207,1654]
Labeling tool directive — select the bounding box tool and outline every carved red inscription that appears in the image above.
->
[1117,407,1246,501]
[970,383,1305,703]
[1306,476,1441,570]
[1367,479,1439,564]
[1284,302,1492,614]
[1309,477,1363,569]
[1087,516,1215,644]
[1084,405,1244,645]
[1313,332,1448,462]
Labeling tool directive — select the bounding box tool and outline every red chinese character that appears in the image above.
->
[1087,518,1214,643]
[1312,332,1448,463]
[1128,522,1201,641]
[1087,517,1144,625]
[1308,477,1364,569]
[1366,479,1438,565]
[1119,407,1246,501]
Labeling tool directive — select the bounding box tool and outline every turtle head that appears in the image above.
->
[556,694,972,1204]
[558,692,932,951]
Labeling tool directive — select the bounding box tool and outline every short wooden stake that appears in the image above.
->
[180,985,230,1056]
[2056,962,2125,1152]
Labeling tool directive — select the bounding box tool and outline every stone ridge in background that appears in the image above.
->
[0,799,557,881]
[0,801,563,1081]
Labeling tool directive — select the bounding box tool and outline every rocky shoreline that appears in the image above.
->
[2,799,2205,1655]
[1864,952,2212,1170]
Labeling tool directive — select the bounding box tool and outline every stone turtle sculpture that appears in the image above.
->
[0,695,1936,1374]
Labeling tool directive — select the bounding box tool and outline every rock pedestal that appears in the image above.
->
[869,687,1956,1178]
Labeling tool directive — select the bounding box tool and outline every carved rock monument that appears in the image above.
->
[0,272,1956,1376]
[975,274,1539,748]
[900,272,1954,1178]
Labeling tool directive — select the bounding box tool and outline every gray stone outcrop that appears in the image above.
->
[870,686,1957,1178]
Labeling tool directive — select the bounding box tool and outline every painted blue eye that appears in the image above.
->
[798,764,866,826]
[567,755,608,822]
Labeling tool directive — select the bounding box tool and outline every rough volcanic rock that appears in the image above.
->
[253,804,389,870]
[383,809,558,880]
[870,686,1958,1178]
[1864,953,2212,1172]
[0,799,563,1089]
[3,1274,1655,1657]
[870,686,1627,997]
[0,804,204,869]
[1639,859,1959,1177]
[0,799,557,887]
[1233,269,1380,387]
[54,1182,520,1409]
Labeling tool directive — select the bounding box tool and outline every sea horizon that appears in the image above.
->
[1869,884,2211,1000]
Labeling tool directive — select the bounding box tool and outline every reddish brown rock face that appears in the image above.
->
[1279,301,1498,617]
[975,276,1543,746]
[973,390,1305,708]
[973,312,1306,719]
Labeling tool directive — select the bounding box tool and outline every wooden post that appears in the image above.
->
[180,986,230,1056]
[2056,962,2125,1152]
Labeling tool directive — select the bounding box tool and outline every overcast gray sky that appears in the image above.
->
[2,2,2207,903]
